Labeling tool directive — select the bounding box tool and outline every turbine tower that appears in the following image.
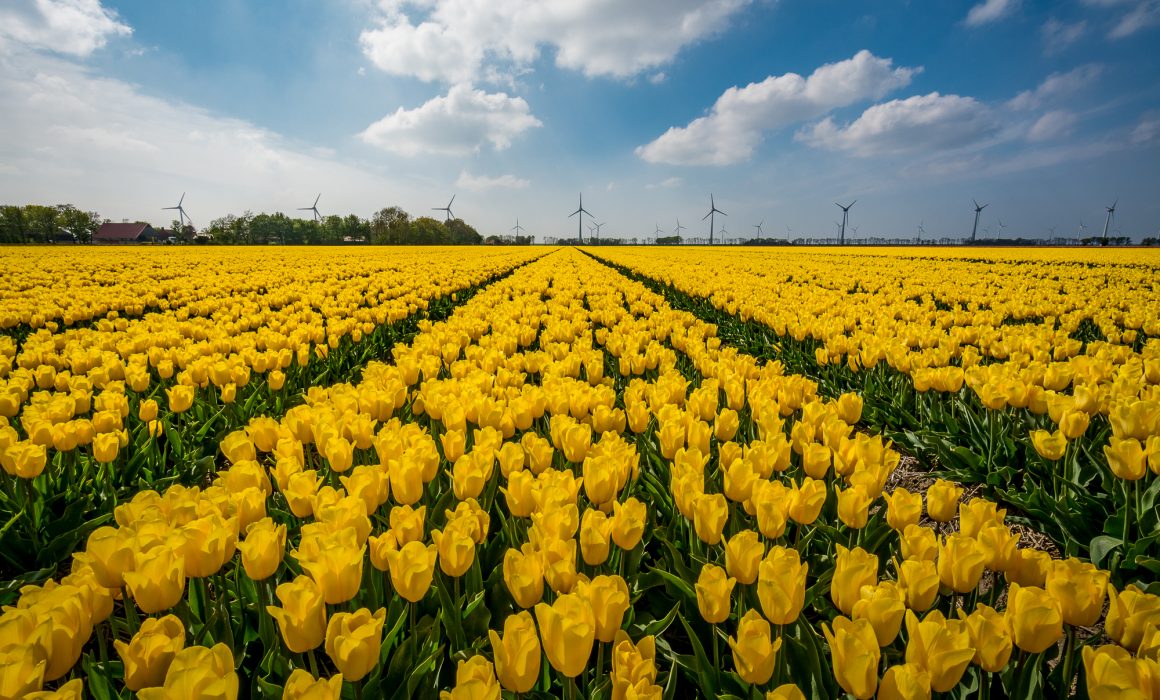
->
[298,194,322,222]
[593,222,605,240]
[569,193,593,243]
[674,217,687,238]
[970,200,988,242]
[511,217,525,240]
[753,220,764,239]
[703,194,726,245]
[835,201,856,245]
[654,222,663,238]
[433,195,456,222]
[163,193,192,230]
[1101,199,1118,242]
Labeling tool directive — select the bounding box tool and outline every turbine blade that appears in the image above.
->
[314,194,321,207]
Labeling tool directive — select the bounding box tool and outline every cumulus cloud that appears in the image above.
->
[1008,64,1102,110]
[359,83,542,156]
[798,93,998,157]
[1028,110,1078,141]
[0,0,131,56]
[455,170,530,191]
[635,50,919,166]
[965,0,1019,26]
[1041,18,1087,53]
[360,0,750,84]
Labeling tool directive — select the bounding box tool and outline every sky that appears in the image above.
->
[1,0,1159,242]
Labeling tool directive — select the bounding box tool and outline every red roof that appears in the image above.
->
[94,223,152,241]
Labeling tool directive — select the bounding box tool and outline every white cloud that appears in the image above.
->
[1008,64,1102,110]
[798,93,998,157]
[965,0,1019,26]
[359,83,541,156]
[648,72,667,85]
[1108,0,1160,37]
[455,170,530,191]
[1133,117,1160,144]
[0,0,131,56]
[1028,110,1078,141]
[646,177,683,190]
[0,49,408,224]
[1041,18,1087,53]
[635,50,919,166]
[359,0,750,84]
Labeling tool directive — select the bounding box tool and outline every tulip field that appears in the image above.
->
[1,245,1158,699]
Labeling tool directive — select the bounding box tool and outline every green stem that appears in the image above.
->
[308,648,320,678]
[1061,626,1077,692]
[1123,479,1133,546]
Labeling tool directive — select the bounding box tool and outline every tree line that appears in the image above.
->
[0,204,530,245]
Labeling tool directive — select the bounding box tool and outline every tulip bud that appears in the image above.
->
[822,616,879,699]
[135,643,237,700]
[695,564,736,624]
[958,604,1012,672]
[488,611,541,693]
[535,592,596,678]
[237,517,286,581]
[878,663,931,700]
[283,669,343,700]
[1106,584,1160,652]
[758,546,807,626]
[113,615,185,691]
[904,610,975,693]
[832,545,878,617]
[729,610,780,686]
[383,541,437,604]
[325,607,386,683]
[1005,583,1063,653]
[925,480,962,522]
[937,534,986,594]
[1045,557,1109,627]
[852,581,906,646]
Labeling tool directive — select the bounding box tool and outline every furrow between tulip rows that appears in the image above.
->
[1,248,1153,700]
[0,249,546,587]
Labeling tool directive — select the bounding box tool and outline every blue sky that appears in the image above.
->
[1,0,1158,241]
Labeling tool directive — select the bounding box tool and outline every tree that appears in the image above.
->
[371,207,410,245]
[55,205,100,243]
[23,205,60,243]
[0,206,29,243]
[249,212,293,245]
[445,218,482,245]
[408,217,448,245]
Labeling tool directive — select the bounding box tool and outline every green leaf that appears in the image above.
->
[1090,535,1122,569]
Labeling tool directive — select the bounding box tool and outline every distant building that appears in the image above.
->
[93,222,164,243]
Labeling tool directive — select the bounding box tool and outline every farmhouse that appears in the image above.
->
[93,222,164,243]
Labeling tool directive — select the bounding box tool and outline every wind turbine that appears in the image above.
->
[674,217,686,238]
[298,193,322,222]
[511,217,525,238]
[569,193,593,243]
[1077,220,1088,237]
[593,222,605,240]
[654,222,663,238]
[917,220,926,239]
[163,193,192,229]
[835,201,856,245]
[997,219,1008,237]
[433,195,456,222]
[702,194,726,244]
[753,220,764,239]
[970,200,988,242]
[1101,199,1118,242]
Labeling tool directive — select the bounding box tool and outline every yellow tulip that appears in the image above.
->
[282,669,343,700]
[488,611,540,693]
[904,610,975,693]
[788,477,826,525]
[267,576,327,653]
[821,616,879,699]
[896,558,939,612]
[729,610,780,686]
[1105,437,1147,480]
[4,441,47,479]
[325,607,386,683]
[751,479,789,539]
[237,517,286,582]
[925,479,962,522]
[1005,583,1064,653]
[878,663,932,700]
[882,488,923,532]
[851,581,906,646]
[388,504,425,546]
[383,541,437,603]
[112,614,185,691]
[724,529,764,585]
[695,564,736,624]
[831,545,878,616]
[580,574,631,643]
[1082,644,1158,700]
[534,592,595,678]
[124,545,186,614]
[899,525,938,562]
[432,522,477,579]
[1107,584,1160,652]
[937,534,986,594]
[0,645,46,699]
[715,408,739,442]
[23,678,84,699]
[503,545,544,609]
[611,497,647,550]
[136,643,238,700]
[610,630,661,698]
[1006,547,1052,588]
[1029,429,1067,461]
[765,684,807,700]
[691,492,729,546]
[958,604,1012,672]
[439,656,501,700]
[388,457,425,506]
[836,484,872,530]
[757,546,807,625]
[296,539,364,605]
[166,385,194,413]
[1045,557,1109,627]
